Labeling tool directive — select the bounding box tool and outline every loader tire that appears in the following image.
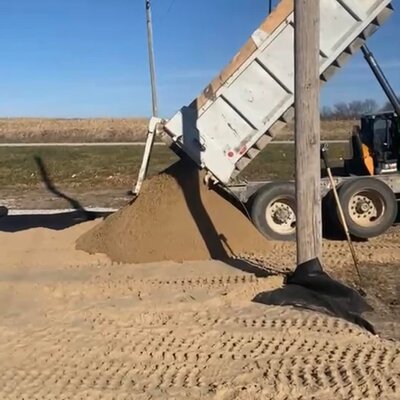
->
[250,182,296,241]
[336,177,397,239]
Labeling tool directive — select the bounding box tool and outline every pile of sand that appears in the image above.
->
[76,161,273,263]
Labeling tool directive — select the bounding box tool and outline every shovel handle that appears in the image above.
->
[321,144,363,285]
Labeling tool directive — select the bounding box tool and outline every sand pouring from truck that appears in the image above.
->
[136,0,399,242]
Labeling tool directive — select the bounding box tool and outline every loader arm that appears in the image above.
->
[361,45,400,116]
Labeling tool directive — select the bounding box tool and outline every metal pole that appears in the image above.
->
[145,0,158,117]
[294,0,322,264]
[269,0,273,14]
[361,45,400,115]
[133,0,159,196]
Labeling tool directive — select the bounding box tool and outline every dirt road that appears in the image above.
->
[0,217,400,399]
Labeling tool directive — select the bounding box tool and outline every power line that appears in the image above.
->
[165,0,177,16]
[156,0,178,25]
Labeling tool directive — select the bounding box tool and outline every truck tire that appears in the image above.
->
[336,177,397,239]
[250,182,296,241]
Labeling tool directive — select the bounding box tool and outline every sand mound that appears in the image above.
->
[76,160,272,263]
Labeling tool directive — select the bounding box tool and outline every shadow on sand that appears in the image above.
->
[157,100,277,278]
[0,211,111,233]
[0,156,112,232]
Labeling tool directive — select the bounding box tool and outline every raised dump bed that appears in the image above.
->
[162,0,394,184]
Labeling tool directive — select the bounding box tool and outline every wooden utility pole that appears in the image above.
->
[294,0,322,264]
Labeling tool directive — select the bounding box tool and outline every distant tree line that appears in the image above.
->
[321,95,399,120]
[382,98,399,112]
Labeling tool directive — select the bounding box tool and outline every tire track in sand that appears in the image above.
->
[1,304,399,400]
[0,259,399,399]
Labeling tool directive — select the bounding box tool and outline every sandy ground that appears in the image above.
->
[0,215,400,399]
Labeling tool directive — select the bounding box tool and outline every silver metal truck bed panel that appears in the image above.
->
[163,0,394,184]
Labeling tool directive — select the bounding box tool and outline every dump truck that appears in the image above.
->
[136,0,399,241]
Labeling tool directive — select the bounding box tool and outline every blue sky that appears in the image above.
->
[1,0,399,118]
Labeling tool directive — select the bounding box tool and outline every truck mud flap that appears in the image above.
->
[253,258,375,334]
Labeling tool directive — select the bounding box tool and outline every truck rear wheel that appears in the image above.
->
[250,182,296,241]
[336,178,397,239]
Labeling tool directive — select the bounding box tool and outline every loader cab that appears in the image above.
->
[360,111,399,174]
[350,111,400,176]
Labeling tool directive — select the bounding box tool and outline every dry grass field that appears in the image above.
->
[0,118,357,142]
[0,118,148,143]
